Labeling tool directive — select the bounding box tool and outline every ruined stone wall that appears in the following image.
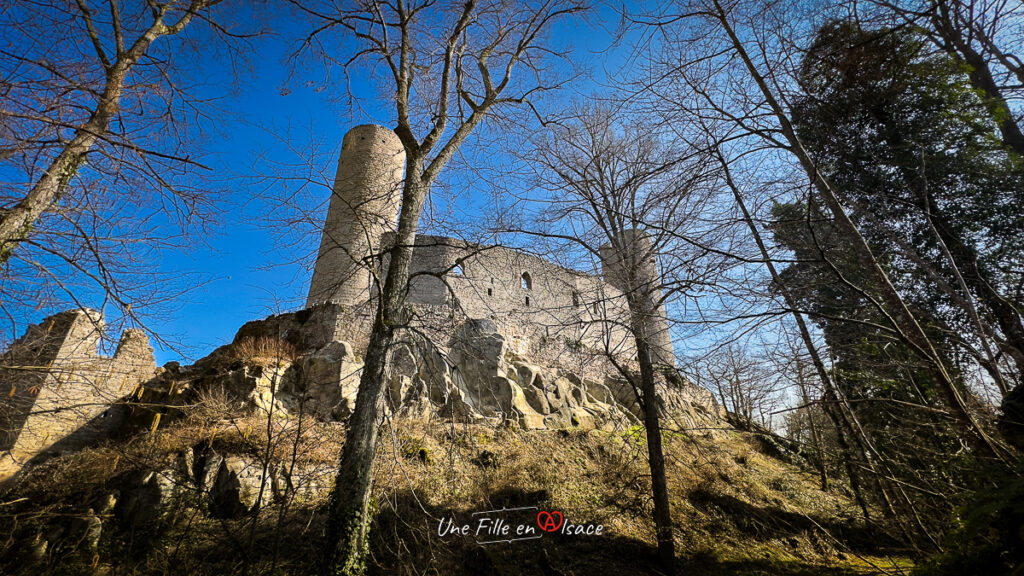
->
[382,234,638,358]
[306,124,405,308]
[304,125,676,368]
[0,310,156,481]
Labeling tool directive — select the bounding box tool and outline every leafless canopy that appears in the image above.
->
[0,0,251,344]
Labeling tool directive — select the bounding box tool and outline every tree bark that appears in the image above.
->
[323,168,427,576]
[629,301,676,575]
[711,0,1003,457]
[795,358,829,491]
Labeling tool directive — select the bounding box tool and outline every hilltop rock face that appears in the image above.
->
[1,305,724,478]
[131,309,723,435]
[438,318,720,431]
[298,341,362,420]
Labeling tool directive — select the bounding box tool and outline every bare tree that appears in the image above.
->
[0,0,251,341]
[701,343,784,429]
[632,0,1007,458]
[513,104,717,575]
[287,2,587,573]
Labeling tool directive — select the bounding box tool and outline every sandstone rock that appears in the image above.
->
[231,303,368,355]
[298,341,361,420]
[208,456,270,518]
[583,378,617,406]
[449,320,507,391]
[545,377,573,412]
[521,383,550,415]
[282,463,335,501]
[218,364,292,416]
[506,380,545,429]
[116,469,178,529]
[76,508,102,551]
[43,508,103,555]
[96,491,119,515]
[438,385,479,421]
[29,532,48,562]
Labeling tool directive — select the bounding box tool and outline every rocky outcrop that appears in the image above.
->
[135,312,721,435]
[372,317,720,432]
[297,341,362,420]
[0,305,723,489]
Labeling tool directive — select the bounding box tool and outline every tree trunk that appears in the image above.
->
[0,21,163,262]
[0,93,115,261]
[720,151,879,516]
[795,359,829,491]
[626,293,676,575]
[919,189,1024,387]
[932,0,1024,157]
[323,169,427,576]
[712,0,1003,457]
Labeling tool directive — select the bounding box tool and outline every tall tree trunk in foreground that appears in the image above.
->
[303,2,586,573]
[323,167,428,575]
[629,305,676,574]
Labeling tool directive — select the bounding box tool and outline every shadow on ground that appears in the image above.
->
[363,489,904,576]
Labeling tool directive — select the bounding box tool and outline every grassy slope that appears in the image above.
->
[2,410,913,576]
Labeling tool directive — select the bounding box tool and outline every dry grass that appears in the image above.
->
[1,413,910,576]
[360,419,905,575]
[229,336,297,367]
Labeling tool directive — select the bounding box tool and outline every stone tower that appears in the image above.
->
[306,124,406,308]
[599,229,675,368]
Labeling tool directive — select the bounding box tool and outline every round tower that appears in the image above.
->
[306,125,405,308]
[599,229,675,368]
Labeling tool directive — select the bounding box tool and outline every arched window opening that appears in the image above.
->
[521,272,532,291]
[572,291,580,307]
[452,262,465,276]
[525,296,531,307]
[487,288,493,297]
[592,303,598,315]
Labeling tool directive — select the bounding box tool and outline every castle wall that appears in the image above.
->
[305,125,676,368]
[0,309,157,481]
[385,234,638,357]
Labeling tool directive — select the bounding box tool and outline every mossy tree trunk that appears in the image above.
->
[323,167,427,576]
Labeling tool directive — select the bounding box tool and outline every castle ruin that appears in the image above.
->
[0,310,157,481]
[0,124,691,483]
[306,124,676,367]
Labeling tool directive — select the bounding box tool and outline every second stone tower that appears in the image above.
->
[599,229,675,368]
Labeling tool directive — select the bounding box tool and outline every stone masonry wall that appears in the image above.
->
[0,309,157,482]
[383,233,641,359]
[306,125,405,308]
